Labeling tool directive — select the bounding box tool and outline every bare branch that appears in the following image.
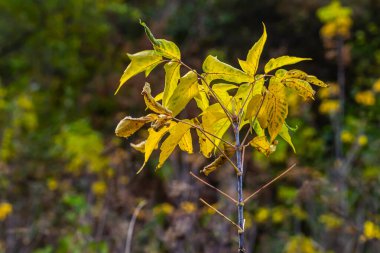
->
[190,172,238,204]
[125,200,147,253]
[244,163,296,203]
[199,198,242,231]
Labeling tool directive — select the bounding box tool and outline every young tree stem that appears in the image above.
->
[233,122,245,253]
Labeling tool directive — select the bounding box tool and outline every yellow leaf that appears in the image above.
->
[178,130,193,154]
[157,121,192,168]
[283,78,315,100]
[306,75,328,87]
[199,104,231,156]
[283,69,307,80]
[115,114,157,138]
[203,55,254,84]
[140,21,181,60]
[130,140,146,153]
[163,61,181,106]
[142,83,173,115]
[267,92,288,142]
[194,84,209,111]
[167,71,199,116]
[246,94,264,120]
[250,136,273,156]
[264,56,311,74]
[138,121,176,173]
[239,24,267,76]
[279,124,296,153]
[201,144,235,176]
[268,77,286,100]
[154,92,163,102]
[116,50,163,94]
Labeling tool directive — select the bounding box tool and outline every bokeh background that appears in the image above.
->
[1,0,380,252]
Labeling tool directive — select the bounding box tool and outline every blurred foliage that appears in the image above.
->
[0,0,380,252]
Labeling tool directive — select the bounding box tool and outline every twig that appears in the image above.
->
[125,200,147,253]
[190,172,238,204]
[199,198,242,231]
[244,163,296,203]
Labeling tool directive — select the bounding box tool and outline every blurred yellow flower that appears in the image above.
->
[318,83,339,99]
[358,135,368,146]
[153,203,174,216]
[355,91,375,106]
[362,221,380,240]
[47,178,58,191]
[340,130,354,143]
[373,79,380,93]
[319,99,339,114]
[272,207,285,223]
[91,181,107,196]
[292,206,308,220]
[254,207,270,223]
[285,235,323,253]
[244,212,253,229]
[180,201,196,214]
[0,202,12,221]
[319,213,343,230]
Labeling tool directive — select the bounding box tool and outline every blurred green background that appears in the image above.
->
[0,0,380,252]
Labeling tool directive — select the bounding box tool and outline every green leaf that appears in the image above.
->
[141,83,173,115]
[203,55,254,84]
[140,20,181,60]
[157,121,192,168]
[115,114,157,139]
[279,124,296,153]
[163,61,181,106]
[116,50,163,94]
[239,23,267,76]
[167,71,199,116]
[138,121,176,173]
[264,56,311,74]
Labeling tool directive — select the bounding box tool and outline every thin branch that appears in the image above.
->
[244,163,296,203]
[173,117,234,148]
[199,198,242,231]
[190,172,238,204]
[125,200,147,253]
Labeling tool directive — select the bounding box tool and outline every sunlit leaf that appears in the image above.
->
[116,50,163,94]
[140,20,181,60]
[178,130,193,154]
[130,140,146,153]
[203,55,254,84]
[115,114,157,139]
[264,56,311,74]
[306,75,328,87]
[283,78,315,100]
[167,71,199,116]
[267,92,288,142]
[142,83,173,115]
[138,121,176,173]
[239,24,267,76]
[157,121,192,168]
[163,61,181,106]
[250,136,274,156]
[194,84,209,111]
[279,124,296,153]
